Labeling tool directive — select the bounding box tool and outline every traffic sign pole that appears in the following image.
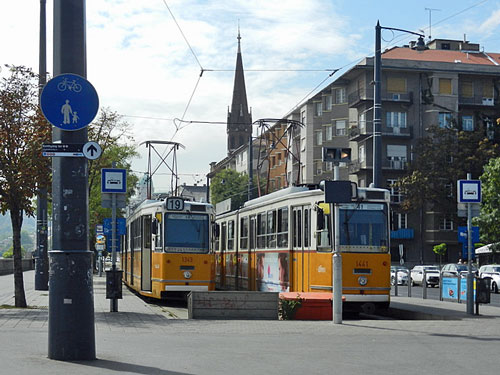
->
[466,173,474,315]
[48,0,95,361]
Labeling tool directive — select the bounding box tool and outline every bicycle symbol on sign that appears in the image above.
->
[57,78,82,93]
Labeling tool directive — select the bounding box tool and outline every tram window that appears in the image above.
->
[154,218,162,250]
[297,210,302,248]
[316,204,331,251]
[240,217,249,249]
[257,213,266,248]
[304,208,310,247]
[228,220,235,250]
[143,216,151,249]
[221,222,227,251]
[214,223,220,251]
[277,207,288,247]
[132,218,141,250]
[267,210,277,248]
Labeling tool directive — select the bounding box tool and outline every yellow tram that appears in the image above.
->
[122,197,216,299]
[214,185,391,312]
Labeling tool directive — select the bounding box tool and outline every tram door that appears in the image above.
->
[141,215,152,292]
[292,206,311,292]
[220,222,227,289]
[249,215,256,290]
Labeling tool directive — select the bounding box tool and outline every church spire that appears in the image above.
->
[227,27,252,154]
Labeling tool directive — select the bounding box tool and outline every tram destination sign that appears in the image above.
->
[42,143,84,157]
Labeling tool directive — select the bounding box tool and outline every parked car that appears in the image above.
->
[410,265,440,287]
[478,265,500,293]
[441,263,477,278]
[390,266,409,285]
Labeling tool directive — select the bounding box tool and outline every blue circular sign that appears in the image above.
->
[40,73,99,131]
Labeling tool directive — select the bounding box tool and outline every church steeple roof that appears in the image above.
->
[227,28,252,154]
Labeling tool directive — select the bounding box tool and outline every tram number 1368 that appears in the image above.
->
[166,197,184,211]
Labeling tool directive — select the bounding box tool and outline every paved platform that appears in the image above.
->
[1,270,500,375]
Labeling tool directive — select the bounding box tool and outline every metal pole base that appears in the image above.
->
[48,251,95,360]
[34,257,49,291]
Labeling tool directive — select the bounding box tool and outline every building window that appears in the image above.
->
[439,217,454,231]
[391,211,407,230]
[460,81,473,98]
[387,77,406,93]
[334,88,346,104]
[335,120,346,136]
[315,102,323,116]
[315,161,323,175]
[325,125,333,141]
[358,144,365,163]
[438,112,452,128]
[387,178,403,203]
[483,81,494,98]
[439,78,452,95]
[301,110,306,125]
[387,145,407,169]
[325,95,333,111]
[316,130,323,145]
[386,112,407,128]
[359,112,366,131]
[462,115,474,131]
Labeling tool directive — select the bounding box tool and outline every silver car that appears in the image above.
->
[410,265,440,287]
[391,266,409,285]
[478,265,500,293]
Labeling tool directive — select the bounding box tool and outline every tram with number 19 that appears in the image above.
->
[214,184,391,313]
[121,196,216,299]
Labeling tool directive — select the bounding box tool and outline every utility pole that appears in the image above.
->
[48,0,95,360]
[35,0,49,291]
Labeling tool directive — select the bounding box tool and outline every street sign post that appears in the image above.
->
[82,141,102,160]
[101,167,127,312]
[42,143,84,157]
[101,168,127,193]
[40,73,99,131]
[457,176,481,316]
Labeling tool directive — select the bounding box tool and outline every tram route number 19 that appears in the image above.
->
[166,197,184,211]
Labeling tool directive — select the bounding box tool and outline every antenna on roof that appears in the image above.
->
[425,7,441,40]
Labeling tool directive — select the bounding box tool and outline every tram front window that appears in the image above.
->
[339,203,388,252]
[164,213,209,253]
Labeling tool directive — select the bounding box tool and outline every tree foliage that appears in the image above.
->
[474,157,500,244]
[397,124,500,216]
[211,169,249,209]
[87,108,139,249]
[0,65,51,307]
[2,245,26,259]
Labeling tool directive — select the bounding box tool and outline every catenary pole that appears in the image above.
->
[48,0,95,360]
[35,0,49,291]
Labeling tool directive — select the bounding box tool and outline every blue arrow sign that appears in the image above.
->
[40,73,99,131]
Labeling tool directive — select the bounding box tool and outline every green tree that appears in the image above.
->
[398,124,500,214]
[474,157,500,244]
[3,245,26,259]
[0,65,51,307]
[87,108,139,250]
[211,169,249,209]
[433,243,447,268]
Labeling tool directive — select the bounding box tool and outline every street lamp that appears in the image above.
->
[373,21,425,188]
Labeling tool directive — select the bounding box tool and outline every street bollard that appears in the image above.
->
[394,270,398,296]
[422,269,427,299]
[408,270,412,297]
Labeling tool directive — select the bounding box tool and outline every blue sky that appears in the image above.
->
[1,0,499,191]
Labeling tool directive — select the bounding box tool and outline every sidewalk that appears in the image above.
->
[1,271,500,375]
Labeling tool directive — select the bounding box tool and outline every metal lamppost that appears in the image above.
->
[373,21,425,188]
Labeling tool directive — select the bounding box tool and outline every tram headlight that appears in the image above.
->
[358,276,368,286]
[183,271,192,279]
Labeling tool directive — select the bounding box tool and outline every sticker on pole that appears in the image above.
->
[40,73,99,131]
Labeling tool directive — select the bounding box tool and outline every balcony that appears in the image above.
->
[349,125,372,141]
[348,159,367,174]
[458,95,496,107]
[391,228,414,240]
[348,89,413,107]
[382,159,408,170]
